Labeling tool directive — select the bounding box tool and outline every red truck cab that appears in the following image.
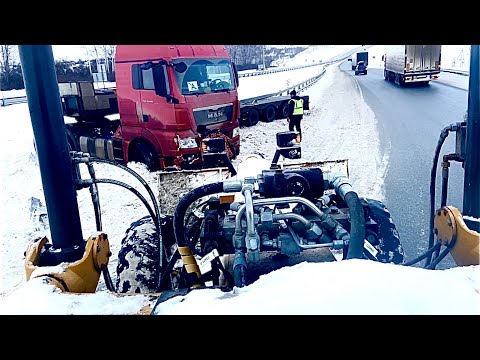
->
[114,45,241,170]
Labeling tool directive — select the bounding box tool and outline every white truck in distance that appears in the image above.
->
[383,45,441,86]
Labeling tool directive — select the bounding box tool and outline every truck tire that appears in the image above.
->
[262,105,276,122]
[361,198,404,264]
[116,215,163,294]
[245,109,260,126]
[384,70,388,80]
[132,141,160,171]
[65,129,79,152]
[278,102,289,119]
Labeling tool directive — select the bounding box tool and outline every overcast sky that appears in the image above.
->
[52,45,90,61]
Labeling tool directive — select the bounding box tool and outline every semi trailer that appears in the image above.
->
[383,45,441,86]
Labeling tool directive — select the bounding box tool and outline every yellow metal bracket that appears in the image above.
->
[24,233,111,293]
[434,206,480,266]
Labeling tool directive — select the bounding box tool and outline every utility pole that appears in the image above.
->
[262,45,266,70]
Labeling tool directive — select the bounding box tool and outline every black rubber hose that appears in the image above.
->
[91,158,161,225]
[87,163,102,232]
[344,192,366,260]
[401,242,441,266]
[425,245,451,270]
[426,126,451,266]
[173,182,224,254]
[92,178,159,234]
[93,177,163,280]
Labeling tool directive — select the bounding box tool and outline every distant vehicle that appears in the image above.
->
[383,45,441,86]
[355,61,367,75]
[349,50,369,70]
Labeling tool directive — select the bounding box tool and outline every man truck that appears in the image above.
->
[60,45,241,171]
[383,45,441,86]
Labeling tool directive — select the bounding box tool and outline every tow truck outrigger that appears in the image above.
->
[19,45,479,314]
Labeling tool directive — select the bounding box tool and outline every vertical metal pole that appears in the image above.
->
[262,45,266,70]
[463,45,480,232]
[19,45,85,264]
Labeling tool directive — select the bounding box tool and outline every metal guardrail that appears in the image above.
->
[441,68,469,76]
[1,66,327,107]
[1,95,27,107]
[238,62,325,78]
[240,68,326,105]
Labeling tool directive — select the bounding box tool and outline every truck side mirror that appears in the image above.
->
[153,64,179,104]
[174,62,187,73]
[232,62,239,88]
[153,64,168,97]
[140,61,154,70]
[382,55,385,61]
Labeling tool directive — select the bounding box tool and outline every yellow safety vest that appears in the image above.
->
[291,98,304,115]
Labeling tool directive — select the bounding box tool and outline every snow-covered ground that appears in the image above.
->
[0,45,479,315]
[270,45,357,67]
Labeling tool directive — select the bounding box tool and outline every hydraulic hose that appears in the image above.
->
[92,177,164,285]
[426,125,455,266]
[324,172,365,260]
[173,182,225,255]
[91,178,159,234]
[90,157,161,224]
[72,153,161,235]
[425,245,451,270]
[343,192,366,260]
[401,242,441,266]
[87,162,102,232]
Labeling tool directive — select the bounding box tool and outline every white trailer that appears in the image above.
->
[383,45,441,86]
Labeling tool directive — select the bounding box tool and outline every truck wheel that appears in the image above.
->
[262,105,276,122]
[116,215,163,294]
[361,198,405,264]
[245,109,260,126]
[278,103,289,119]
[384,70,388,80]
[65,129,79,152]
[132,142,160,171]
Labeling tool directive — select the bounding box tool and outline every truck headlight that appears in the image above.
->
[178,137,198,149]
[232,126,240,138]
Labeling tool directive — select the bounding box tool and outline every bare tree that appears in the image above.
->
[83,45,116,80]
[0,45,18,75]
[226,45,263,67]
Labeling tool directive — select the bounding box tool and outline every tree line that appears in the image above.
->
[1,45,306,91]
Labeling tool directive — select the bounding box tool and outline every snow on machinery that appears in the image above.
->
[18,45,479,314]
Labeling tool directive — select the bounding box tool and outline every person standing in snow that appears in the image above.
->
[286,89,304,141]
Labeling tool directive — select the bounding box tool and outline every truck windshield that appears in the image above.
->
[173,58,235,95]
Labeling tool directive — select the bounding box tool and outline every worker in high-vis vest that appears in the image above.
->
[286,89,304,141]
